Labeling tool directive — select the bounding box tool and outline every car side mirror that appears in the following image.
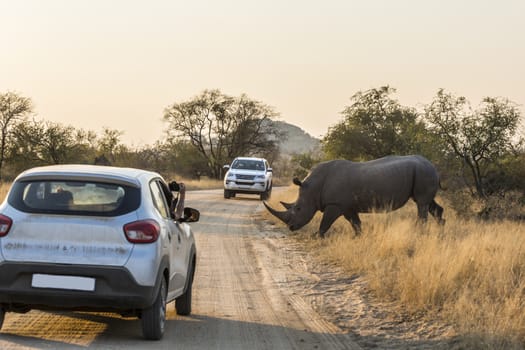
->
[267,168,273,172]
[223,165,230,169]
[181,207,200,223]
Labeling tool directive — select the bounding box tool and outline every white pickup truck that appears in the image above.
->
[223,157,273,200]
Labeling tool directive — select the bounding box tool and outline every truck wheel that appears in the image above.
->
[224,190,231,199]
[260,190,270,200]
[0,307,4,330]
[141,278,167,340]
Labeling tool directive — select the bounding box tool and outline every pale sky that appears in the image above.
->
[1,0,524,146]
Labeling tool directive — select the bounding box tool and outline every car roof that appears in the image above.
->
[234,157,266,161]
[14,164,162,188]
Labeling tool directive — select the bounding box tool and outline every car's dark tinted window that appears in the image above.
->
[231,159,265,171]
[8,180,140,216]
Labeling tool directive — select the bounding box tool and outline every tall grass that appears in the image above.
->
[264,187,525,349]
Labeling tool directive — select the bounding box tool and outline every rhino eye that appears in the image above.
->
[296,207,301,212]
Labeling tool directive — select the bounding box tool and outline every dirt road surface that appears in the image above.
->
[0,189,363,350]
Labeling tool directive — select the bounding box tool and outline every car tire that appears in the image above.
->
[260,185,272,200]
[176,259,194,316]
[141,278,167,340]
[0,307,4,330]
[224,189,231,199]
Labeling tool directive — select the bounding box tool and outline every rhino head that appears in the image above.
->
[263,177,317,231]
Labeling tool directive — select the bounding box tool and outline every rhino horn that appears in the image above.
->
[280,201,294,210]
[263,201,291,224]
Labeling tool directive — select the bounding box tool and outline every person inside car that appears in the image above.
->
[168,181,186,220]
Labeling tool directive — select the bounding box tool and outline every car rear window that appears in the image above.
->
[8,180,140,216]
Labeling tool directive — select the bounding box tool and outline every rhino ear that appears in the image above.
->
[292,177,302,187]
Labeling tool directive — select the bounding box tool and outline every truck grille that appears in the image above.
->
[236,174,255,181]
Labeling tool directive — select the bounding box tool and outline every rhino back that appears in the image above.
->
[312,156,438,212]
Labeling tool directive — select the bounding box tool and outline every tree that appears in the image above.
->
[424,89,522,197]
[0,92,32,180]
[96,127,126,165]
[322,86,429,160]
[163,140,209,178]
[163,89,283,178]
[9,120,95,167]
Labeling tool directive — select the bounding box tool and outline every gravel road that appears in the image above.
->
[0,189,361,350]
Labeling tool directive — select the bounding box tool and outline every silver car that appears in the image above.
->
[0,165,199,340]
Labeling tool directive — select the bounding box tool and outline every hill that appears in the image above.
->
[271,120,320,155]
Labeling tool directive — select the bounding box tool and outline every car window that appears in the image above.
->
[8,180,140,216]
[149,180,170,219]
[232,159,264,171]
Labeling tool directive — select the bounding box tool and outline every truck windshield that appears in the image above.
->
[231,160,264,171]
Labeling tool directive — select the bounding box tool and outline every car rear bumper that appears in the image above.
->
[0,262,162,313]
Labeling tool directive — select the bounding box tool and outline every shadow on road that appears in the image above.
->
[1,310,459,349]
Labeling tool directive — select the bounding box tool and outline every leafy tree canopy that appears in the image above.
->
[424,89,523,197]
[163,89,284,178]
[322,86,429,160]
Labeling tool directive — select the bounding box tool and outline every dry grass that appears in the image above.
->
[175,177,223,191]
[0,182,10,202]
[265,187,525,349]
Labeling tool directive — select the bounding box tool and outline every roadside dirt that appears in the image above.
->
[0,188,458,349]
[254,213,459,350]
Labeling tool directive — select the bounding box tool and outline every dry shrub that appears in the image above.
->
[446,188,525,220]
[265,186,525,348]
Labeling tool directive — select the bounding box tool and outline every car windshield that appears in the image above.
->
[231,159,265,171]
[8,180,140,216]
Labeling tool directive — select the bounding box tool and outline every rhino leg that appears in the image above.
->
[416,203,430,224]
[344,211,362,236]
[429,200,445,225]
[319,205,342,238]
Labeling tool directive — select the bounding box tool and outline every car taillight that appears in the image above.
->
[123,220,160,243]
[0,214,12,237]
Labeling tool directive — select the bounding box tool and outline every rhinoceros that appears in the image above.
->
[264,155,445,238]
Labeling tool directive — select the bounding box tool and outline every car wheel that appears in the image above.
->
[224,189,231,199]
[0,307,4,330]
[176,259,194,316]
[260,188,271,200]
[141,277,167,340]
